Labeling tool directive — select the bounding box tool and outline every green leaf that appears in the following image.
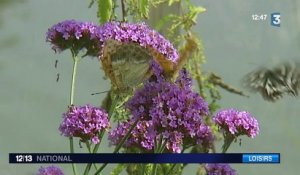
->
[155,14,177,30]
[193,6,206,13]
[189,5,206,22]
[168,0,180,6]
[97,0,113,24]
[140,0,149,18]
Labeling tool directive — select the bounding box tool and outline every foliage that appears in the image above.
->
[97,0,113,24]
[44,1,256,175]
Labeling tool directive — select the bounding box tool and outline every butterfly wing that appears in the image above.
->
[272,61,300,96]
[290,62,300,95]
[101,40,152,91]
[242,61,300,102]
[242,67,285,101]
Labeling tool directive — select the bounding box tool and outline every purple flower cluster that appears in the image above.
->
[109,119,157,150]
[59,104,109,144]
[213,108,259,138]
[108,62,213,153]
[205,164,237,175]
[46,20,101,56]
[95,21,179,63]
[37,165,64,175]
[175,68,193,89]
[46,20,179,63]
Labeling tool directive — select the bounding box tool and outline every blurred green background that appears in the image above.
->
[0,0,299,174]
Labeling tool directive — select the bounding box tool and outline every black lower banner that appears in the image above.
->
[9,153,280,164]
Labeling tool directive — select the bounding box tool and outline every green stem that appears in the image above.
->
[70,56,78,105]
[193,63,218,154]
[121,0,126,22]
[84,142,98,175]
[94,119,140,175]
[193,58,205,98]
[113,119,139,153]
[85,95,120,175]
[87,143,99,172]
[152,164,157,175]
[141,164,145,175]
[166,164,177,175]
[69,137,77,175]
[93,95,119,153]
[222,134,235,153]
[158,140,167,153]
[70,54,79,175]
[167,148,186,175]
[152,135,164,175]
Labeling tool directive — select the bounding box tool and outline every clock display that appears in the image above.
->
[252,14,267,20]
[15,155,33,162]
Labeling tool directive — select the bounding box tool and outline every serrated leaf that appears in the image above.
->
[140,0,149,18]
[97,0,113,24]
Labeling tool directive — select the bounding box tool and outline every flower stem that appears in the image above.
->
[141,164,145,175]
[121,0,126,22]
[69,53,79,175]
[222,134,235,153]
[193,62,218,154]
[92,94,119,153]
[151,164,157,175]
[94,118,139,175]
[158,141,167,153]
[166,148,186,175]
[166,164,177,175]
[70,57,78,105]
[69,137,77,175]
[151,135,165,175]
[83,95,119,175]
[83,142,98,175]
[193,59,205,98]
[113,118,139,153]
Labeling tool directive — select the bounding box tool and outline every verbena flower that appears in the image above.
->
[37,165,64,175]
[59,104,109,144]
[213,108,259,138]
[127,61,209,120]
[96,21,179,63]
[205,164,237,175]
[108,119,157,150]
[46,20,100,56]
[175,68,193,89]
[109,62,213,153]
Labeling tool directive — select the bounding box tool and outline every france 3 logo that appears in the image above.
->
[271,13,281,27]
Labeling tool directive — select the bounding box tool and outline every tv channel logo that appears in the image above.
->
[271,13,281,27]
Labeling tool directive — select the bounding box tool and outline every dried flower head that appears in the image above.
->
[59,104,109,144]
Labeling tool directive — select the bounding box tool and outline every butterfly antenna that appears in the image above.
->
[91,90,110,95]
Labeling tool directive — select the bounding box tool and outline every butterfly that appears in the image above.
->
[242,61,300,102]
[100,39,177,92]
